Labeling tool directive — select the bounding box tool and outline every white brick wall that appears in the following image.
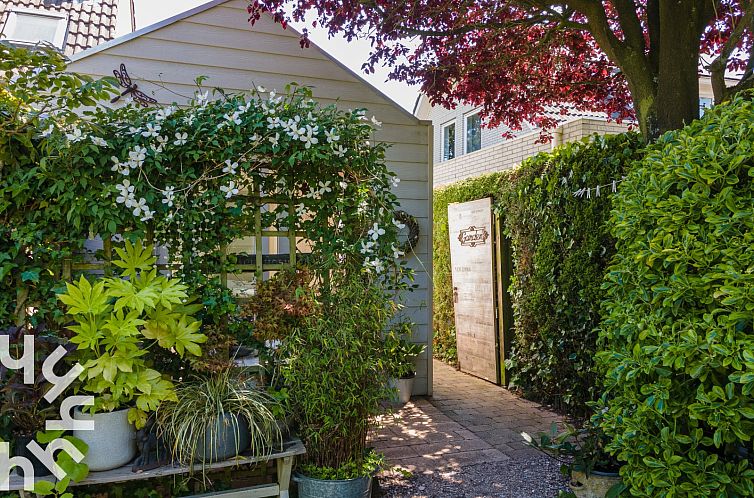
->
[433,118,630,187]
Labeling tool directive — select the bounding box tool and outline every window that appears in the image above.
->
[442,121,456,161]
[699,97,713,117]
[465,112,481,153]
[3,9,68,49]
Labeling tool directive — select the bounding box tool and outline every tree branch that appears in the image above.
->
[707,0,754,102]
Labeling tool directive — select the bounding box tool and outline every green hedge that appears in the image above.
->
[433,133,643,416]
[598,93,754,496]
[500,133,643,416]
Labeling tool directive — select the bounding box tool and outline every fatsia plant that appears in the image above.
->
[58,240,206,428]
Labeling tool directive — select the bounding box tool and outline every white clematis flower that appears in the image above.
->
[220,181,239,198]
[222,159,239,174]
[325,128,340,143]
[90,136,108,147]
[174,132,188,146]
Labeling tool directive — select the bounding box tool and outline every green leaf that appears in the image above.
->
[112,239,156,278]
[58,276,110,316]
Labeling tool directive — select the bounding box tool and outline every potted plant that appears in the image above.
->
[155,366,281,469]
[522,418,624,498]
[0,326,59,477]
[58,240,207,471]
[384,324,425,405]
[278,272,395,498]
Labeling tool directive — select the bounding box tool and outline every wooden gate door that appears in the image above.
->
[448,197,499,383]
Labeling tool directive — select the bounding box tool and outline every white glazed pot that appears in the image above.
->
[569,469,622,498]
[73,407,137,471]
[388,374,416,405]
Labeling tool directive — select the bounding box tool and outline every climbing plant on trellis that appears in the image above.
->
[0,44,412,327]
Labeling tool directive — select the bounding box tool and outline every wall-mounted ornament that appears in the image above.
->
[394,210,420,254]
[110,63,158,107]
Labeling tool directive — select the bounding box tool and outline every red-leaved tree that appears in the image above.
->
[247,1,754,141]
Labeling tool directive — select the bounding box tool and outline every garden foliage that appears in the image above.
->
[0,45,410,332]
[433,134,642,416]
[599,93,754,496]
[500,133,643,416]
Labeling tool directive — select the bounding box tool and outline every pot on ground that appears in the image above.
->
[388,372,416,405]
[293,472,371,498]
[14,435,52,477]
[191,412,251,463]
[569,469,622,498]
[73,407,137,471]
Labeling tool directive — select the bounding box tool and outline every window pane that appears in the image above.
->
[443,123,455,161]
[466,114,481,153]
[699,97,713,117]
[11,13,61,44]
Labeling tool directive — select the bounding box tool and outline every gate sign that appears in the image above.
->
[448,198,498,383]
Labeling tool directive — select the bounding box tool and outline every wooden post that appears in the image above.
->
[254,184,264,282]
[288,201,296,269]
[103,238,113,277]
[277,456,294,498]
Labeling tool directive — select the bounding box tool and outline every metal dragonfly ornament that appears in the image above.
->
[110,63,158,107]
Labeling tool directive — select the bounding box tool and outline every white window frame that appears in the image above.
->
[3,8,69,49]
[464,110,482,154]
[441,120,456,161]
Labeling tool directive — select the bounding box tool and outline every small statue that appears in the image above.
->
[132,417,171,472]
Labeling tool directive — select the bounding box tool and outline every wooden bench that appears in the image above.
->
[11,438,306,498]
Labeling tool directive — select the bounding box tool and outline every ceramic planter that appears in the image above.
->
[569,469,622,498]
[388,372,416,405]
[191,412,251,463]
[73,407,137,471]
[293,472,372,498]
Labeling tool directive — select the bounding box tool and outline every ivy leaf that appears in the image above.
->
[21,268,40,283]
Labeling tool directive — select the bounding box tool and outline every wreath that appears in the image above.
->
[394,210,420,254]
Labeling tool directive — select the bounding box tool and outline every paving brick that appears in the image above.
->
[372,359,564,472]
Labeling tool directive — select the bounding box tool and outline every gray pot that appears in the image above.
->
[388,374,415,405]
[73,407,137,471]
[570,469,622,498]
[191,412,251,463]
[294,472,371,498]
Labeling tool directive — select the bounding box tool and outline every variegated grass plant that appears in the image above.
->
[156,367,282,475]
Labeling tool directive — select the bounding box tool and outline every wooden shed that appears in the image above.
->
[67,0,434,395]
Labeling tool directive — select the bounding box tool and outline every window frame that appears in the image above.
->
[464,111,482,154]
[3,8,69,49]
[441,120,456,162]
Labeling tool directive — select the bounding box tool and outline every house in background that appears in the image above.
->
[417,76,725,187]
[66,0,434,395]
[0,0,119,55]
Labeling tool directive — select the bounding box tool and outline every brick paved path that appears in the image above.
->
[371,360,563,473]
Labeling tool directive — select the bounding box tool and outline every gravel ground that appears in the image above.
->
[375,455,569,498]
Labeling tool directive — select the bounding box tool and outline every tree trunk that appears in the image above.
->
[652,1,701,140]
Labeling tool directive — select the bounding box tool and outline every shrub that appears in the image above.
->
[278,270,395,476]
[598,93,754,496]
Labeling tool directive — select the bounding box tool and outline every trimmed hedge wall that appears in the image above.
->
[433,133,643,416]
[598,93,754,496]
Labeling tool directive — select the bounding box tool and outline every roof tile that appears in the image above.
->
[0,0,119,55]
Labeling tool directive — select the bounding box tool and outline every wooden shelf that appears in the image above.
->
[9,438,305,493]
